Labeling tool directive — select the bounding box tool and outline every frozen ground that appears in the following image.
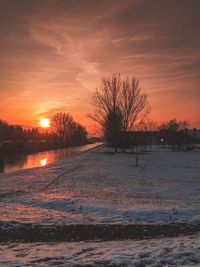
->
[1,235,200,266]
[0,145,200,266]
[0,145,200,225]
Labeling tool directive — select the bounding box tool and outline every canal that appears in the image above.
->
[0,143,101,174]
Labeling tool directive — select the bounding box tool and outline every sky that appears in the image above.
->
[0,0,200,132]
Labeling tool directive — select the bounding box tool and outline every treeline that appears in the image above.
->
[104,119,199,153]
[89,73,199,152]
[158,119,199,150]
[0,113,88,155]
[51,113,87,146]
[0,121,51,141]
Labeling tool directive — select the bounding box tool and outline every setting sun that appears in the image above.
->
[39,118,50,128]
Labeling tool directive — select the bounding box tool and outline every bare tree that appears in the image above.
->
[70,122,88,145]
[89,74,121,128]
[119,76,150,131]
[89,74,150,142]
[104,106,123,151]
[51,113,74,143]
[136,119,158,131]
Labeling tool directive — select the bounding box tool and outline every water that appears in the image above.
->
[0,143,101,174]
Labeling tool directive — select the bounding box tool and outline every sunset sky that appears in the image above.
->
[0,0,200,131]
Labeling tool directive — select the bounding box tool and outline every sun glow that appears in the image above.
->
[40,158,48,166]
[39,118,50,128]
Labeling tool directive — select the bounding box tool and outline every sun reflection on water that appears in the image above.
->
[40,158,48,166]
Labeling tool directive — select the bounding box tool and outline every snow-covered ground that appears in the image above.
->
[0,145,200,225]
[1,235,200,266]
[1,145,200,266]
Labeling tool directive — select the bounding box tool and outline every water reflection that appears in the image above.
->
[0,143,101,174]
[40,158,48,166]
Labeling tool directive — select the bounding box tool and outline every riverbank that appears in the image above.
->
[0,145,200,265]
[0,141,92,159]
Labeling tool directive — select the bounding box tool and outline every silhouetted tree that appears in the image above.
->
[0,120,7,140]
[70,122,88,145]
[0,120,25,141]
[104,107,123,151]
[89,73,150,146]
[0,117,88,156]
[51,113,74,143]
[119,76,150,130]
[51,113,87,145]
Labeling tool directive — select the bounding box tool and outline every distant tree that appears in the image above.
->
[0,119,8,127]
[51,113,87,145]
[136,119,158,131]
[159,119,190,150]
[51,113,74,143]
[89,73,150,145]
[70,122,88,145]
[0,120,7,140]
[0,116,87,153]
[160,119,189,132]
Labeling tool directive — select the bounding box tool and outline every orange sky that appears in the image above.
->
[0,0,200,132]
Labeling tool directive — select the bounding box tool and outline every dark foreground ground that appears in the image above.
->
[1,222,200,243]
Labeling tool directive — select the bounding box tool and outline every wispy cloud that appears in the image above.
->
[0,0,199,128]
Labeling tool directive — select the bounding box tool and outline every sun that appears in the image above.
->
[39,118,50,128]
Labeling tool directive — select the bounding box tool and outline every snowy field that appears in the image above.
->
[0,145,200,266]
[0,145,200,225]
[1,235,200,266]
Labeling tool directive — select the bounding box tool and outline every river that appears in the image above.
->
[0,143,101,174]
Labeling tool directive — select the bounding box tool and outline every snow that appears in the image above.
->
[0,235,200,266]
[0,145,200,266]
[0,145,200,225]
